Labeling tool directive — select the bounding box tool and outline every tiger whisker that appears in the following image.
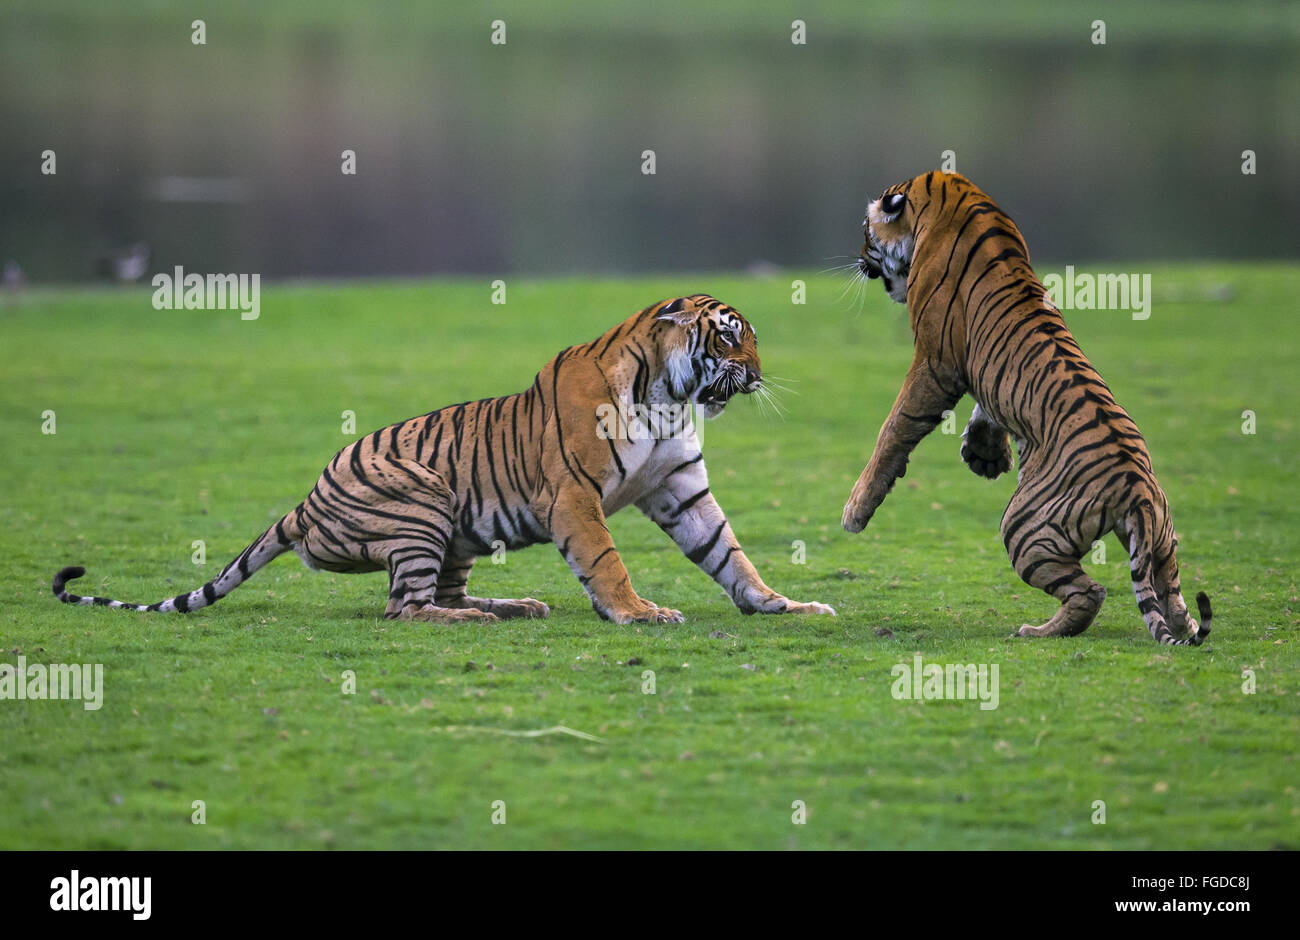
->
[834,274,863,306]
[755,385,787,419]
[758,375,799,396]
[817,260,865,276]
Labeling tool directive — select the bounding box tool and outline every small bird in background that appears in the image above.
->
[3,258,25,304]
[3,258,24,288]
[95,242,151,282]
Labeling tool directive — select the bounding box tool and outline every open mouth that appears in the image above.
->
[697,388,731,419]
[696,374,751,419]
[694,361,762,420]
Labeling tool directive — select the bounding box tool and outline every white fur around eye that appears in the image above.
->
[869,195,906,224]
[716,312,743,346]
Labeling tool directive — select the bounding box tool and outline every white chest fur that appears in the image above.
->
[598,375,704,516]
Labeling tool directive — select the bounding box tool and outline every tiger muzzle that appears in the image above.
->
[700,365,758,406]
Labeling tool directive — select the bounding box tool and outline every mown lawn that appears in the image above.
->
[0,265,1296,849]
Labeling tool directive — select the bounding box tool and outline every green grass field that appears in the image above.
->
[1,265,1297,849]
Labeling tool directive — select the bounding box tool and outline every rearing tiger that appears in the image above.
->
[842,171,1211,645]
[53,294,834,625]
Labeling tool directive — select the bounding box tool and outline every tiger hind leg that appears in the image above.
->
[434,555,549,620]
[1013,557,1107,637]
[1003,481,1106,637]
[296,454,497,624]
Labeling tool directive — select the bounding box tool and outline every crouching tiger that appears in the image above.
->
[842,171,1211,646]
[53,294,835,625]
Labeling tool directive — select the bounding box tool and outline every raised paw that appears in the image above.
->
[960,422,1013,479]
[841,496,877,534]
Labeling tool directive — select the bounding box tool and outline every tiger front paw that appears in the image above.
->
[606,600,685,625]
[842,465,893,532]
[783,600,837,616]
[960,421,1013,479]
[841,493,880,533]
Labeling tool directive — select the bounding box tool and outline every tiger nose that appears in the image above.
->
[744,367,761,391]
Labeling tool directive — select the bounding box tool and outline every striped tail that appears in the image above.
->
[52,518,295,614]
[1194,591,1213,642]
[1124,500,1210,647]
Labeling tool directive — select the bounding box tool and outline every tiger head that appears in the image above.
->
[655,294,761,419]
[859,172,1027,308]
[858,185,916,304]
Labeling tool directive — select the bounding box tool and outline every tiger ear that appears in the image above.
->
[656,297,701,326]
[882,193,907,217]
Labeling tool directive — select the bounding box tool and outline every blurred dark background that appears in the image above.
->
[2,0,1297,283]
